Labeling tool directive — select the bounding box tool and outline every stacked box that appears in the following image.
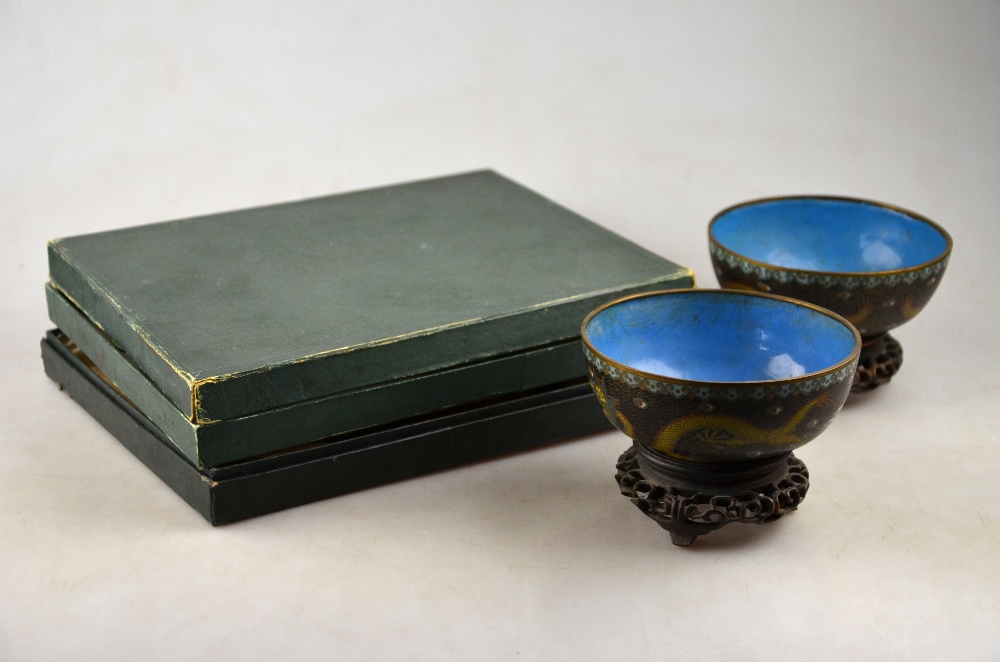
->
[42,171,693,524]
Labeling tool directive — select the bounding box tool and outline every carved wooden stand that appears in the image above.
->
[852,333,903,393]
[615,445,809,546]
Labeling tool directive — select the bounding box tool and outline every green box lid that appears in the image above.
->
[48,170,692,424]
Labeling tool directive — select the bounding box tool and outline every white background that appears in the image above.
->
[2,2,998,660]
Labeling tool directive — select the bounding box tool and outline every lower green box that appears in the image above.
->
[47,284,592,469]
[41,331,614,525]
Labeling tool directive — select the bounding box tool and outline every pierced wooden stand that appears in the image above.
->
[852,333,903,393]
[615,445,809,546]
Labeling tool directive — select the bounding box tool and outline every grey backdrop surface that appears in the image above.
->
[2,2,998,661]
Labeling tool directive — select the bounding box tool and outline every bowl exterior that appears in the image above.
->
[584,344,857,463]
[710,239,949,338]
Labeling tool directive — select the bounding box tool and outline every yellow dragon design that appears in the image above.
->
[652,391,835,456]
[593,378,634,438]
[845,296,876,326]
[900,291,924,320]
[719,280,761,293]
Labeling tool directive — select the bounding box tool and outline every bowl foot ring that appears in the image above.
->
[852,333,903,393]
[615,446,809,547]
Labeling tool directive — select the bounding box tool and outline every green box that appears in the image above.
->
[46,171,693,469]
[47,283,588,468]
[42,331,614,525]
[49,171,693,427]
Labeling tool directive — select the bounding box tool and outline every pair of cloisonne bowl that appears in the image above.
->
[582,197,952,546]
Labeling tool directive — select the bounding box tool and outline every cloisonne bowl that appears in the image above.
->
[709,196,952,391]
[582,289,860,545]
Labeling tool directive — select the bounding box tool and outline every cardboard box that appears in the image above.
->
[42,331,614,525]
[47,171,692,466]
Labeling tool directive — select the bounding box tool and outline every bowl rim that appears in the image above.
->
[708,194,953,278]
[580,288,862,388]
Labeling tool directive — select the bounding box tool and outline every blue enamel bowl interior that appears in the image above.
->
[712,198,949,272]
[585,292,858,383]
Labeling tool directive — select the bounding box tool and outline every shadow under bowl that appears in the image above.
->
[581,289,861,464]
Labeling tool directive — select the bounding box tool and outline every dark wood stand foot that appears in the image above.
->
[615,445,809,547]
[852,333,903,393]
